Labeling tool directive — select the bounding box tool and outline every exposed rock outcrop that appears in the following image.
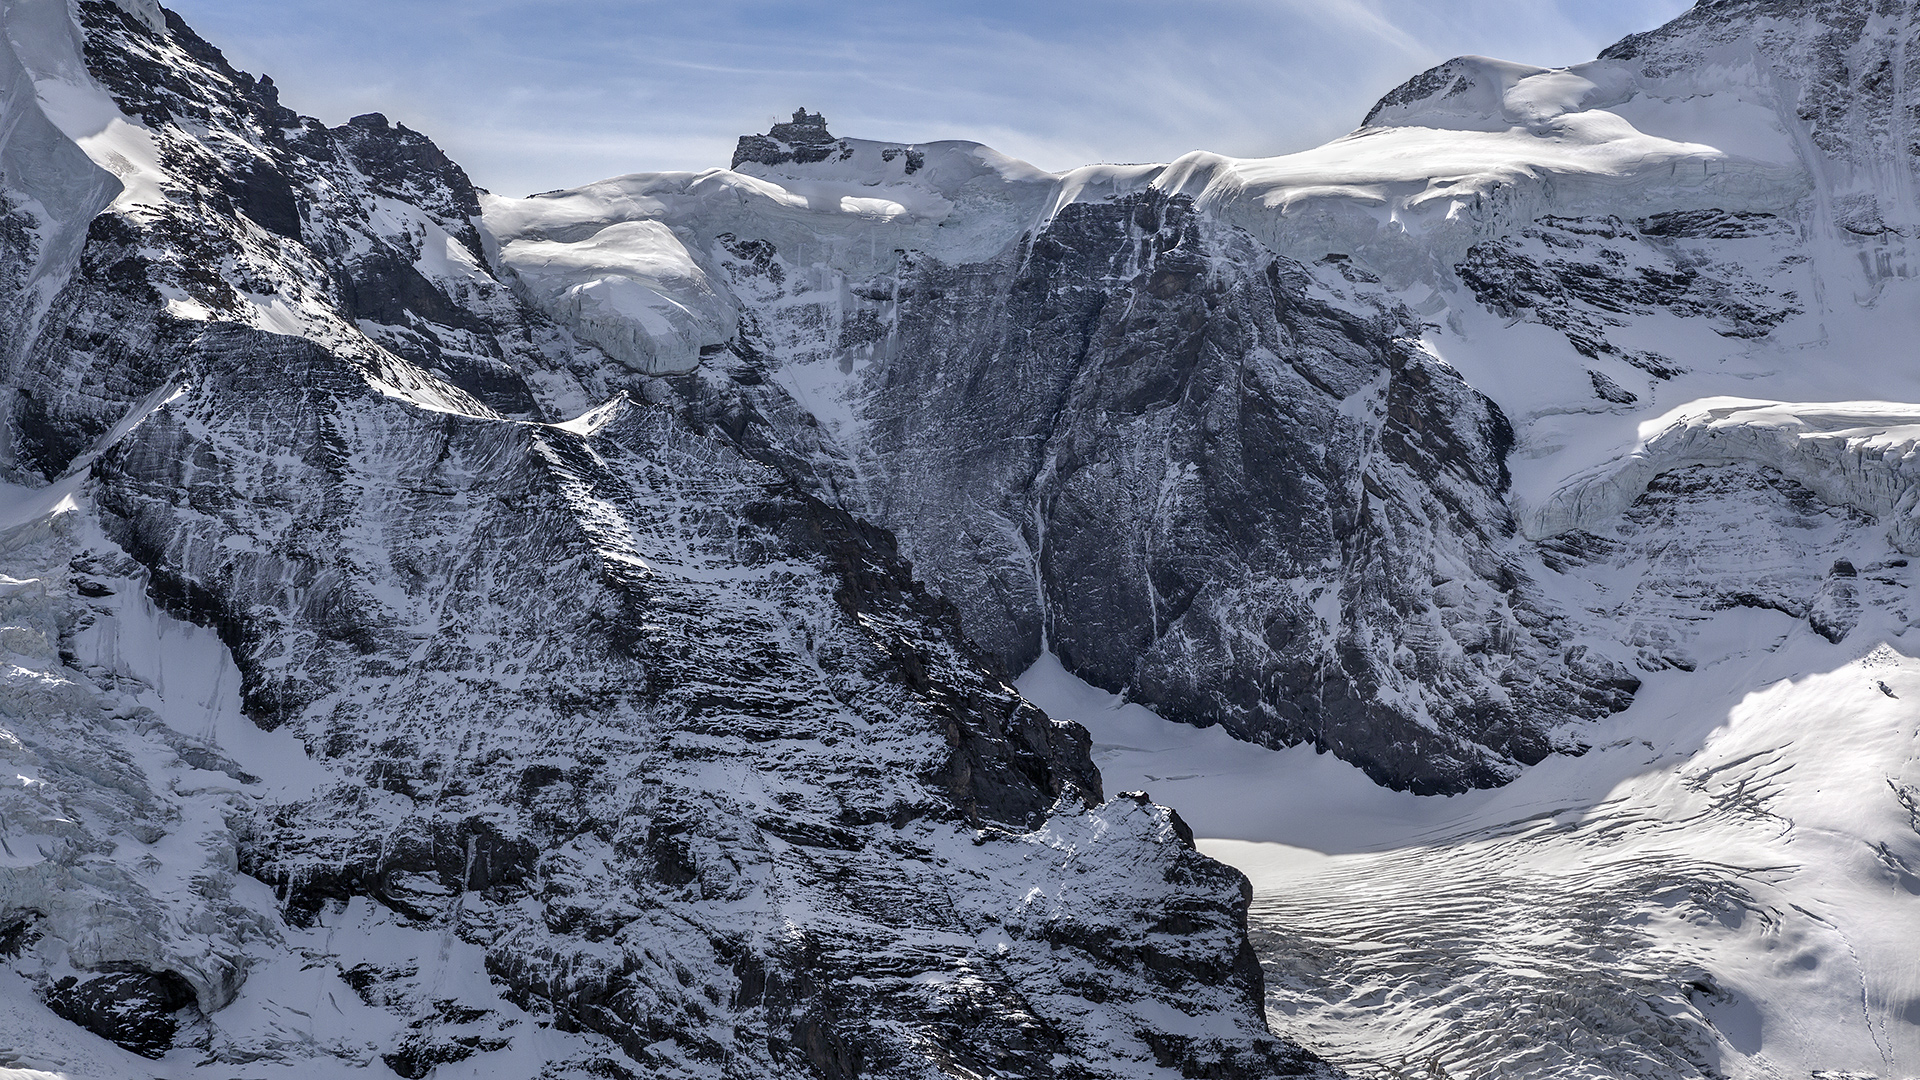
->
[0,3,1330,1074]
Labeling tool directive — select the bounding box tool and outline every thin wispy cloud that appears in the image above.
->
[1257,0,1432,59]
[165,0,1695,196]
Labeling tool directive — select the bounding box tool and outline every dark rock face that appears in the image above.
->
[42,970,196,1058]
[1457,214,1796,369]
[712,190,1637,792]
[0,5,1334,1076]
[219,156,302,241]
[734,108,852,170]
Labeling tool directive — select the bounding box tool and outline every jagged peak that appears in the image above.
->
[768,106,832,144]
[106,0,166,35]
[731,106,861,171]
[723,107,989,191]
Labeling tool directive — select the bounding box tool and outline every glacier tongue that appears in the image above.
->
[1228,618,1920,1080]
[1029,612,1920,1077]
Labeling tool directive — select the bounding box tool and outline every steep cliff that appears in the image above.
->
[0,1,1327,1075]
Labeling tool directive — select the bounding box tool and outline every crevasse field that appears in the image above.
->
[1024,629,1920,1077]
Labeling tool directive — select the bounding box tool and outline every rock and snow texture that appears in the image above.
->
[5,0,1920,1075]
[475,0,1920,1072]
[481,0,1920,799]
[1024,469,1920,1076]
[487,127,1647,797]
[0,2,1327,1077]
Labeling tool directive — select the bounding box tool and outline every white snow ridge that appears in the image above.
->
[3,0,1920,1078]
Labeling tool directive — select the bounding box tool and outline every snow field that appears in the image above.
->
[1023,612,1920,1078]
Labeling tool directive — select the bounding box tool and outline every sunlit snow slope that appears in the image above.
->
[1022,610,1920,1078]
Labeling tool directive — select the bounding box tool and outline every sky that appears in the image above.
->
[162,0,1696,198]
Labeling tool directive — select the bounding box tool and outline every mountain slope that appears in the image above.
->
[485,0,1920,797]
[0,1,1327,1075]
[5,0,1920,1075]
[479,1,1920,1073]
[486,131,1648,796]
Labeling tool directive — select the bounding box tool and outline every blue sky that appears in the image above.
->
[164,0,1695,197]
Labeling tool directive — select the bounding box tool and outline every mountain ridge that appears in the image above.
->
[1,0,1918,1074]
[0,1,1332,1075]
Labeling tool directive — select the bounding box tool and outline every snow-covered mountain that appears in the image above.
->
[1,0,1917,1076]
[481,3,1920,799]
[0,2,1326,1077]
[482,1,1920,1074]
